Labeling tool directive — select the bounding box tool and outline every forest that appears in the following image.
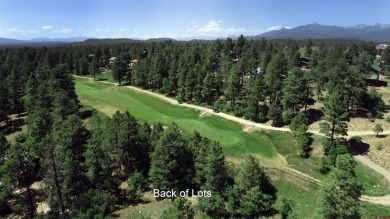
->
[1,36,390,218]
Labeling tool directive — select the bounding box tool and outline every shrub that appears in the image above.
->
[126,171,146,203]
[289,112,308,132]
[279,198,292,219]
[373,123,384,137]
[318,157,330,174]
[385,116,390,123]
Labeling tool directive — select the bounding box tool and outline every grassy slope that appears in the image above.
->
[76,77,277,160]
[75,77,390,218]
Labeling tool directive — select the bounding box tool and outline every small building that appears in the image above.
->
[299,57,310,69]
[129,58,139,69]
[377,44,389,49]
[366,64,387,86]
[370,64,382,76]
[109,57,116,64]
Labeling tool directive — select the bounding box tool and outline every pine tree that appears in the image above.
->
[265,52,287,103]
[194,138,227,192]
[282,67,308,117]
[232,155,274,217]
[318,154,362,219]
[1,138,37,218]
[149,123,193,192]
[320,86,349,143]
[267,102,282,126]
[112,54,128,86]
[89,58,100,81]
[160,198,194,219]
[295,124,310,157]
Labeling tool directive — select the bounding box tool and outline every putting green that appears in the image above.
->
[75,77,277,159]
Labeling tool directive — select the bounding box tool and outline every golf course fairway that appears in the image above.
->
[75,77,280,161]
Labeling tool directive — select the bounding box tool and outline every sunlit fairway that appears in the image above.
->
[75,77,278,160]
[75,77,390,218]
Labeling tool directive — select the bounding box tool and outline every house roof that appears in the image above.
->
[371,64,382,72]
[299,57,311,62]
[367,74,378,80]
[109,57,116,61]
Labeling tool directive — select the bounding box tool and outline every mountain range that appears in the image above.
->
[255,23,390,42]
[1,23,389,45]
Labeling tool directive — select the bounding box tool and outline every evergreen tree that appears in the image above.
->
[1,138,37,218]
[112,54,128,86]
[231,155,274,217]
[295,124,310,157]
[198,193,226,218]
[194,139,227,192]
[0,82,10,123]
[265,52,287,103]
[305,38,313,58]
[267,102,282,126]
[289,112,308,132]
[149,123,193,192]
[282,68,309,118]
[160,198,194,219]
[225,65,241,106]
[318,154,362,219]
[89,58,100,81]
[320,86,349,143]
[126,171,145,203]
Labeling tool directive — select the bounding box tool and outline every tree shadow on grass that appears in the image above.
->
[306,108,324,126]
[0,118,25,135]
[349,138,370,155]
[78,108,96,120]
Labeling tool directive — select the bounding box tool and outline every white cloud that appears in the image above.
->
[42,25,52,30]
[196,20,223,32]
[119,28,131,32]
[6,28,40,34]
[226,28,246,33]
[55,28,72,33]
[266,25,291,31]
[186,20,247,36]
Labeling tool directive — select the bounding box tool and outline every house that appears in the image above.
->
[377,44,389,49]
[129,58,139,69]
[366,64,387,86]
[109,57,116,65]
[299,57,310,69]
[88,54,95,61]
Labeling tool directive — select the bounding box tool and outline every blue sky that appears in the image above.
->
[0,0,389,40]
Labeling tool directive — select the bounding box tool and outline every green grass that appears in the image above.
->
[271,169,322,219]
[356,160,390,196]
[264,131,327,180]
[75,77,277,160]
[76,77,390,218]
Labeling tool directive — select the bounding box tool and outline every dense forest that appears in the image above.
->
[0,36,390,218]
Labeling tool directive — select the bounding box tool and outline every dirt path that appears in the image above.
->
[355,155,390,182]
[75,75,390,206]
[75,76,390,136]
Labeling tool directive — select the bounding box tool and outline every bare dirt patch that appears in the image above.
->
[361,135,390,171]
[199,111,212,117]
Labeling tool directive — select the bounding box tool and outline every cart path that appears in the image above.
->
[75,75,390,206]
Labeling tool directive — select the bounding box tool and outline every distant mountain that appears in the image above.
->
[0,37,90,45]
[29,37,89,43]
[256,23,390,42]
[0,37,28,44]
